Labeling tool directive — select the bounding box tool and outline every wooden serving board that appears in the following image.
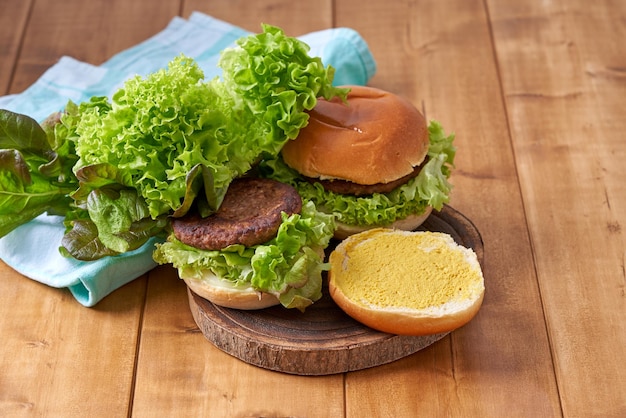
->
[187,205,483,375]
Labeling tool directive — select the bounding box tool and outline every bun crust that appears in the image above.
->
[281,85,429,185]
[182,271,280,310]
[333,206,433,240]
[330,285,484,336]
[328,229,485,336]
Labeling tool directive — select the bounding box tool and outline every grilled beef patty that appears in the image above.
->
[305,162,424,196]
[172,177,302,250]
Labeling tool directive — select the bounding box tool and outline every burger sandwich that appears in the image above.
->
[260,85,456,239]
[153,177,335,311]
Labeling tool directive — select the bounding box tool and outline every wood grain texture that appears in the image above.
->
[1,0,625,416]
[0,0,31,95]
[0,262,147,417]
[10,0,179,94]
[489,0,626,416]
[187,206,479,376]
[132,265,345,418]
[0,1,173,417]
[336,0,562,416]
[184,0,333,35]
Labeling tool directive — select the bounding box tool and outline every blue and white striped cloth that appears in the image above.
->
[0,12,376,306]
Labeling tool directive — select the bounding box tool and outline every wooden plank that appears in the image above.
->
[131,266,345,418]
[489,0,626,416]
[184,0,333,35]
[131,3,344,417]
[9,0,180,94]
[7,0,622,416]
[0,262,147,417]
[0,0,31,95]
[0,1,181,417]
[334,0,562,416]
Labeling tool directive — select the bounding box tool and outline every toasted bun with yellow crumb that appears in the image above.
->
[328,228,484,336]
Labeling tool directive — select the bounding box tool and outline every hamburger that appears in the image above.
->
[153,177,335,311]
[260,85,456,239]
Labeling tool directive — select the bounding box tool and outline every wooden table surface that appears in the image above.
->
[1,1,624,417]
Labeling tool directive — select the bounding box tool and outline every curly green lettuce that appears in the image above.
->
[260,120,456,227]
[0,24,347,260]
[152,201,335,311]
[69,25,347,220]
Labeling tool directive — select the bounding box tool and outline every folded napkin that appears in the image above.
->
[0,12,376,307]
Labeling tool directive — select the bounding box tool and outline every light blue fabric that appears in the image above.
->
[0,12,376,307]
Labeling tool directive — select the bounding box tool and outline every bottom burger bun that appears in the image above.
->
[328,228,485,336]
[178,245,327,310]
[182,270,280,310]
[333,206,433,240]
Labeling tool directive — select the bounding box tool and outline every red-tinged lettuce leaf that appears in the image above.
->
[0,149,32,184]
[0,110,76,236]
[61,188,167,260]
[60,219,120,260]
[71,162,135,201]
[172,163,228,218]
[85,188,167,255]
[0,109,52,154]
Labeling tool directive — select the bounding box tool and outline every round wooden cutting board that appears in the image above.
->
[187,205,483,375]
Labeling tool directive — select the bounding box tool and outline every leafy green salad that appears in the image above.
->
[0,25,347,263]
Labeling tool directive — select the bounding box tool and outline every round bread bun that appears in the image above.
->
[333,206,433,240]
[180,246,327,310]
[281,85,429,185]
[328,228,484,336]
[182,270,280,310]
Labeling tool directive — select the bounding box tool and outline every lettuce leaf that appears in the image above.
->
[0,109,78,236]
[70,27,346,220]
[260,120,455,227]
[0,25,347,259]
[219,24,348,148]
[59,25,346,258]
[152,201,335,310]
[69,59,250,219]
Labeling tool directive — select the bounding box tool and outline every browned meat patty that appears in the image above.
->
[306,161,425,196]
[172,177,302,250]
